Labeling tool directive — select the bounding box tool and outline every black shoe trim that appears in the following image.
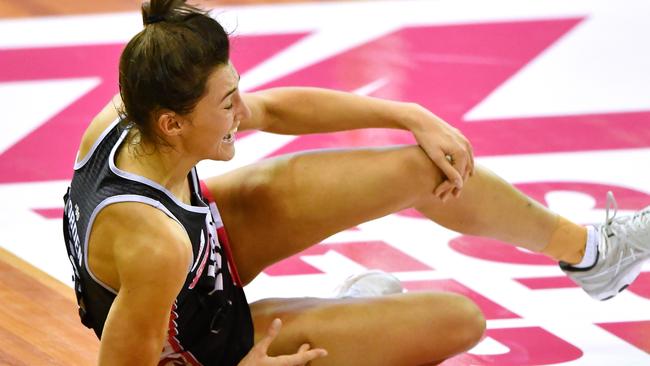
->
[559,249,600,272]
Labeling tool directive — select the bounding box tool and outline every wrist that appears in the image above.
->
[399,102,430,132]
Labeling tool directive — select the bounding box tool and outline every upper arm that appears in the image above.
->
[97,203,192,366]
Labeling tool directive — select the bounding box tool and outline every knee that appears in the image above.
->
[448,294,486,351]
[421,293,486,353]
[400,146,446,194]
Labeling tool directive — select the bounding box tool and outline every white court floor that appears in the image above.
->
[0,0,649,364]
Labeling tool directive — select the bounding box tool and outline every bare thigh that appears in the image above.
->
[249,292,485,366]
[204,145,443,284]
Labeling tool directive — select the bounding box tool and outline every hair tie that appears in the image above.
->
[146,14,166,24]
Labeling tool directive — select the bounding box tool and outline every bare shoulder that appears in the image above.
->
[76,94,123,164]
[93,201,193,287]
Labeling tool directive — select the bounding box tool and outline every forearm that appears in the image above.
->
[246,86,474,196]
[257,87,428,135]
[98,307,167,366]
[98,332,164,366]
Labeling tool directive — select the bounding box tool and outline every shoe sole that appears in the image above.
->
[592,262,643,301]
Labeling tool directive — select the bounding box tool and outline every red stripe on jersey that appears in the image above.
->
[166,304,182,351]
[160,302,202,366]
[216,226,243,287]
[199,180,215,202]
[199,180,244,287]
[188,233,211,290]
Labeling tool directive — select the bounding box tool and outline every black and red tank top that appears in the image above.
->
[63,119,253,365]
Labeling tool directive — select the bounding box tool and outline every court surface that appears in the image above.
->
[0,0,649,364]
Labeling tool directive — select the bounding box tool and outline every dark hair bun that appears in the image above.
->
[141,0,206,26]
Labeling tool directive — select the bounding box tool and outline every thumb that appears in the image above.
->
[255,318,282,354]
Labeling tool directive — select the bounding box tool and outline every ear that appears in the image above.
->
[156,111,184,137]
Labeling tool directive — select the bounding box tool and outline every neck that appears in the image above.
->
[117,132,198,199]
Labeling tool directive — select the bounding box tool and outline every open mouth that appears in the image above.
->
[222,125,239,144]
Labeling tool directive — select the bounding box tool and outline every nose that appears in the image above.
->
[234,92,252,121]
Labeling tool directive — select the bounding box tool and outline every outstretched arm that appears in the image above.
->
[242,87,473,199]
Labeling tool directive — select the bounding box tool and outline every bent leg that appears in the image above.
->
[249,292,486,366]
[205,145,584,284]
[205,146,445,284]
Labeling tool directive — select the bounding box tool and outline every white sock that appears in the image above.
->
[572,225,599,268]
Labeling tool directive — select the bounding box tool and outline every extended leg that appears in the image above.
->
[249,292,485,366]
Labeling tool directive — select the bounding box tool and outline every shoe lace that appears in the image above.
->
[600,191,650,275]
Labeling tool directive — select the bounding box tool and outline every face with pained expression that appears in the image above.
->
[176,62,250,161]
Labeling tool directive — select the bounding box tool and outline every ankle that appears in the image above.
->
[570,226,599,268]
[541,216,588,263]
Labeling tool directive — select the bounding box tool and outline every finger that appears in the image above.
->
[464,139,475,176]
[462,170,470,187]
[441,188,455,203]
[433,180,446,197]
[437,182,455,202]
[433,155,463,189]
[448,144,472,181]
[256,318,282,353]
[453,135,473,179]
[434,179,454,198]
[452,150,471,182]
[452,186,462,198]
[295,344,312,366]
[468,152,475,177]
[453,159,469,186]
[276,348,328,365]
[298,343,311,353]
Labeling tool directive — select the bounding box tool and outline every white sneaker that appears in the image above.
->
[333,270,404,298]
[561,192,650,301]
